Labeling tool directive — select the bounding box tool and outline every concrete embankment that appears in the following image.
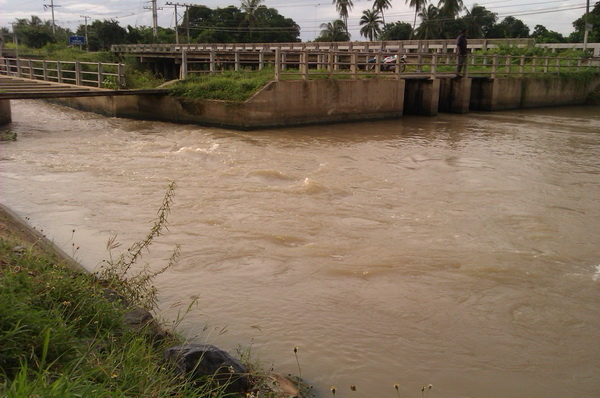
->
[4,76,600,129]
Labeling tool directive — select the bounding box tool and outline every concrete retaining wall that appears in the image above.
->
[470,76,600,111]
[44,75,600,129]
[0,100,11,125]
[52,79,405,129]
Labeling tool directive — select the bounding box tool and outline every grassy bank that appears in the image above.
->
[0,225,233,397]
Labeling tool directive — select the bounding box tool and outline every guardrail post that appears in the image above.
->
[281,53,287,70]
[491,55,497,79]
[118,63,125,88]
[43,60,48,81]
[97,63,103,87]
[181,49,188,79]
[210,50,216,73]
[519,55,525,77]
[505,55,511,75]
[544,57,549,73]
[301,50,308,80]
[532,56,537,74]
[328,49,334,77]
[274,48,281,81]
[16,58,22,77]
[75,61,82,85]
[351,51,357,80]
[235,50,240,72]
[57,61,63,83]
[28,59,34,79]
[259,50,264,70]
[431,54,437,77]
[555,57,560,74]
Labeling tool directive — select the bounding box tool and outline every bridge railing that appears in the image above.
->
[179,48,600,80]
[112,39,600,57]
[0,57,126,88]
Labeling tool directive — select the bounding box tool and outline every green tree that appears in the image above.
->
[488,16,530,38]
[438,0,464,19]
[86,19,127,51]
[316,19,350,42]
[416,4,440,39]
[332,0,354,38]
[13,16,55,48]
[405,0,428,39]
[240,0,265,38]
[379,21,413,40]
[531,25,566,43]
[570,1,600,43]
[460,5,497,38]
[360,9,383,41]
[372,0,392,25]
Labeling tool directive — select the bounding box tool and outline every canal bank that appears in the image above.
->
[51,75,600,129]
[2,75,600,129]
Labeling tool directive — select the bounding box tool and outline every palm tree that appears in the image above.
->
[319,19,350,42]
[405,0,428,39]
[372,0,392,25]
[416,4,440,39]
[332,0,354,38]
[360,9,383,41]
[438,0,464,19]
[240,0,264,37]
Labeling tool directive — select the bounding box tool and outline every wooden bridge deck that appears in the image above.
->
[0,75,167,100]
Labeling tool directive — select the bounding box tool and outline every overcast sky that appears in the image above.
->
[0,0,590,41]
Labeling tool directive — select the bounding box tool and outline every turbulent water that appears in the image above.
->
[1,100,599,398]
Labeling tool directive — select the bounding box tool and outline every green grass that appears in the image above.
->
[0,238,235,397]
[168,69,275,102]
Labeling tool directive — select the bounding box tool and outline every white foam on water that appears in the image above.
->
[593,264,600,282]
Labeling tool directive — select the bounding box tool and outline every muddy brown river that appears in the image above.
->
[1,100,599,397]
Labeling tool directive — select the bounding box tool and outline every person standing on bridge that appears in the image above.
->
[455,29,468,78]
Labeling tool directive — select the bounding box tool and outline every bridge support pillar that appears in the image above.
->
[0,100,11,125]
[403,78,440,116]
[439,77,472,113]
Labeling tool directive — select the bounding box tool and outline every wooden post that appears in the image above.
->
[532,56,537,74]
[43,60,48,81]
[505,56,511,75]
[235,50,240,72]
[544,57,549,73]
[28,59,34,79]
[417,54,423,73]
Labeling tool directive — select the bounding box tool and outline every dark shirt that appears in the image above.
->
[456,34,468,55]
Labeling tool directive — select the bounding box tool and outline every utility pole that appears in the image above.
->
[583,0,590,52]
[43,0,61,35]
[164,3,200,44]
[143,0,162,40]
[165,2,181,44]
[80,15,90,50]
